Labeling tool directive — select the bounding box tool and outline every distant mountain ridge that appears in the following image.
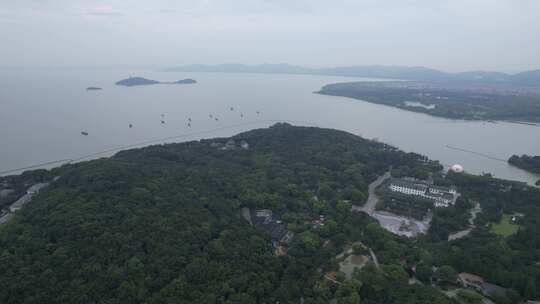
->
[166,64,540,85]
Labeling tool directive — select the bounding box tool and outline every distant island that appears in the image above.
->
[115,77,160,87]
[317,81,540,123]
[165,63,540,88]
[173,78,197,84]
[115,76,197,87]
[86,87,102,90]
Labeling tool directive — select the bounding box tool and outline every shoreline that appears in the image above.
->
[316,91,540,127]
[2,121,540,187]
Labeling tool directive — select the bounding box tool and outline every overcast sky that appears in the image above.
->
[1,0,539,73]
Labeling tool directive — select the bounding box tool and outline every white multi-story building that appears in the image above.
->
[428,185,457,196]
[427,193,454,207]
[389,181,427,196]
[388,179,457,208]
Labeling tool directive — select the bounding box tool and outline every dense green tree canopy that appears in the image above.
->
[1,124,539,303]
[0,124,441,304]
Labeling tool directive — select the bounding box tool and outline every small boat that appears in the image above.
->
[230,107,234,111]
[188,118,192,121]
[161,120,165,124]
[129,124,133,128]
[209,114,213,118]
[81,131,89,136]
[240,113,244,118]
[256,111,260,115]
[188,123,191,127]
[215,117,219,121]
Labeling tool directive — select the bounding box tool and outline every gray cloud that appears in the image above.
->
[1,0,539,72]
[85,12,123,17]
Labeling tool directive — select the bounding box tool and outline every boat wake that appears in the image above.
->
[445,145,506,162]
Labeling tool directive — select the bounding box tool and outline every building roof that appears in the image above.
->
[255,209,272,218]
[325,271,338,281]
[442,193,454,200]
[458,272,485,284]
[390,179,456,195]
[280,231,295,243]
[429,185,454,193]
[251,209,289,242]
[425,192,454,201]
[389,179,428,192]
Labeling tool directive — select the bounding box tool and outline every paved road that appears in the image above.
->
[469,202,482,225]
[352,171,435,238]
[368,248,380,270]
[241,207,252,225]
[0,182,52,226]
[0,213,14,225]
[352,171,391,215]
[448,202,481,241]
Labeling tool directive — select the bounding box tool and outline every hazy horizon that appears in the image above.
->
[2,0,540,73]
[1,63,540,76]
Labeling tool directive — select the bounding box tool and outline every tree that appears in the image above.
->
[416,264,433,283]
[352,244,367,255]
[383,264,409,287]
[457,289,483,304]
[337,292,361,304]
[356,262,389,302]
[436,265,457,284]
[318,183,335,200]
[525,279,537,300]
[364,222,388,249]
[336,200,352,216]
[337,280,362,304]
[418,250,433,266]
[343,187,366,205]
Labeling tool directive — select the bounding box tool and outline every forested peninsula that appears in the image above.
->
[508,155,540,185]
[1,124,539,303]
[318,81,540,123]
[509,154,540,174]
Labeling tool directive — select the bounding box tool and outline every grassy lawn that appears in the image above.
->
[491,214,519,237]
[339,254,369,279]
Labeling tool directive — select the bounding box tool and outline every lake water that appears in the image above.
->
[1,69,539,185]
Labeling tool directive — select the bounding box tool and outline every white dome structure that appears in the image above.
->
[450,164,464,173]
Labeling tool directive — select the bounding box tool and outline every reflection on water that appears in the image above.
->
[1,69,539,185]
